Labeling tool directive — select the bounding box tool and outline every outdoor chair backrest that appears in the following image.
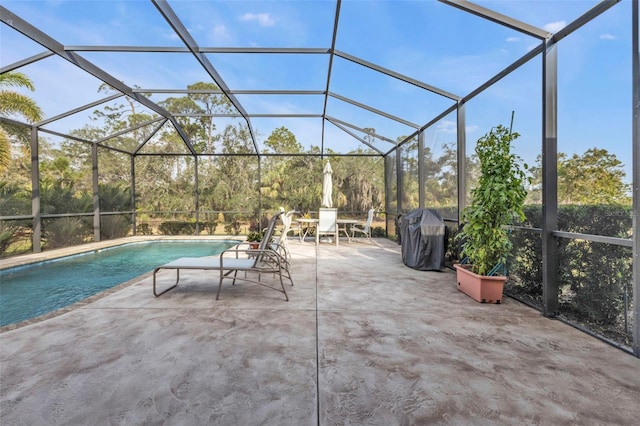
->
[363,208,375,232]
[258,211,283,251]
[317,208,337,232]
[278,211,294,246]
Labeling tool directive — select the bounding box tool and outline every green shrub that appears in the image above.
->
[370,226,386,238]
[43,217,91,249]
[224,222,241,235]
[507,203,633,345]
[158,221,196,235]
[0,221,20,255]
[100,215,131,240]
[202,221,217,235]
[137,223,153,235]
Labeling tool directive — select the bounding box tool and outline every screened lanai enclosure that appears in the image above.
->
[0,0,638,356]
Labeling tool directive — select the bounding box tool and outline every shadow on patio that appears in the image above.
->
[1,238,639,425]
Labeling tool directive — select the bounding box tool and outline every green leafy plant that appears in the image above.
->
[456,124,528,276]
[246,230,264,243]
[43,217,91,249]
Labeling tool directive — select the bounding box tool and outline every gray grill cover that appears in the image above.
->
[399,208,446,271]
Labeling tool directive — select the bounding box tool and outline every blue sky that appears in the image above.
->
[0,0,634,182]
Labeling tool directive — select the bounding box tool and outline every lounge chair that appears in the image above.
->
[316,208,338,246]
[153,211,293,300]
[351,208,375,241]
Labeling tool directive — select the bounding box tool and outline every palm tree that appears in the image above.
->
[0,72,43,172]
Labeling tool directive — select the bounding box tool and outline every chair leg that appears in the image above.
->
[278,266,289,301]
[217,270,224,300]
[153,268,180,297]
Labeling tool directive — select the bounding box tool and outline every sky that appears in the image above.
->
[0,0,634,182]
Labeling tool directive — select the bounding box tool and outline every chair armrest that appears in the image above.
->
[220,246,286,267]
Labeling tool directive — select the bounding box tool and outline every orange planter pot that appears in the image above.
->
[454,264,506,304]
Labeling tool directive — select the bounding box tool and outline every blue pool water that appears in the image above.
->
[0,240,239,327]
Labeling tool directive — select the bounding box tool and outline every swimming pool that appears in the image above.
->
[0,239,239,327]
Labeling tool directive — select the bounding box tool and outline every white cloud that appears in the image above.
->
[506,37,520,43]
[162,31,181,41]
[240,13,275,27]
[436,120,456,134]
[543,21,566,33]
[212,24,232,42]
[600,33,617,41]
[432,121,479,136]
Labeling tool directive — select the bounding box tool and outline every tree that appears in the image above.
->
[187,81,234,152]
[330,147,384,214]
[260,127,314,211]
[205,123,257,214]
[558,148,629,204]
[0,72,43,173]
[528,148,630,205]
[263,126,303,154]
[159,81,235,153]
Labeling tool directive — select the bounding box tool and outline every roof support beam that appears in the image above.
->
[462,44,544,104]
[334,50,460,101]
[172,113,323,118]
[552,0,622,43]
[325,115,397,146]
[321,0,342,157]
[134,89,326,95]
[133,119,168,155]
[66,46,329,54]
[96,117,165,144]
[37,93,123,127]
[0,50,53,73]
[631,0,639,358]
[393,103,458,154]
[151,0,259,157]
[439,0,550,39]
[328,92,420,129]
[325,119,384,155]
[0,5,197,156]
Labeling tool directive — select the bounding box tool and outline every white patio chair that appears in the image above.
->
[284,210,303,242]
[275,210,295,264]
[316,208,338,246]
[351,208,375,241]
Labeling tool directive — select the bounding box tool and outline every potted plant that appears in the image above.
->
[246,230,264,249]
[454,124,529,303]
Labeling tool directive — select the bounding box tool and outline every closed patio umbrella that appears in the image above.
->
[321,160,333,208]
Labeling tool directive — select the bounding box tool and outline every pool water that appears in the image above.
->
[0,240,239,327]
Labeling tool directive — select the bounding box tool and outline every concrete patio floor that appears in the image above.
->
[1,237,639,425]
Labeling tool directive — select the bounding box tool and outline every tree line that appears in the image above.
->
[0,74,632,254]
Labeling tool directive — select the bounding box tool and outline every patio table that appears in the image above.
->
[296,218,362,243]
[295,218,318,241]
[337,219,361,243]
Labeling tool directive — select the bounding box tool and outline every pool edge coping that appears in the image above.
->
[0,235,244,270]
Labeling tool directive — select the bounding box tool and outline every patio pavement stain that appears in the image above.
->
[1,237,639,425]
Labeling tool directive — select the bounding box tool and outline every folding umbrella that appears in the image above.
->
[321,160,333,208]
